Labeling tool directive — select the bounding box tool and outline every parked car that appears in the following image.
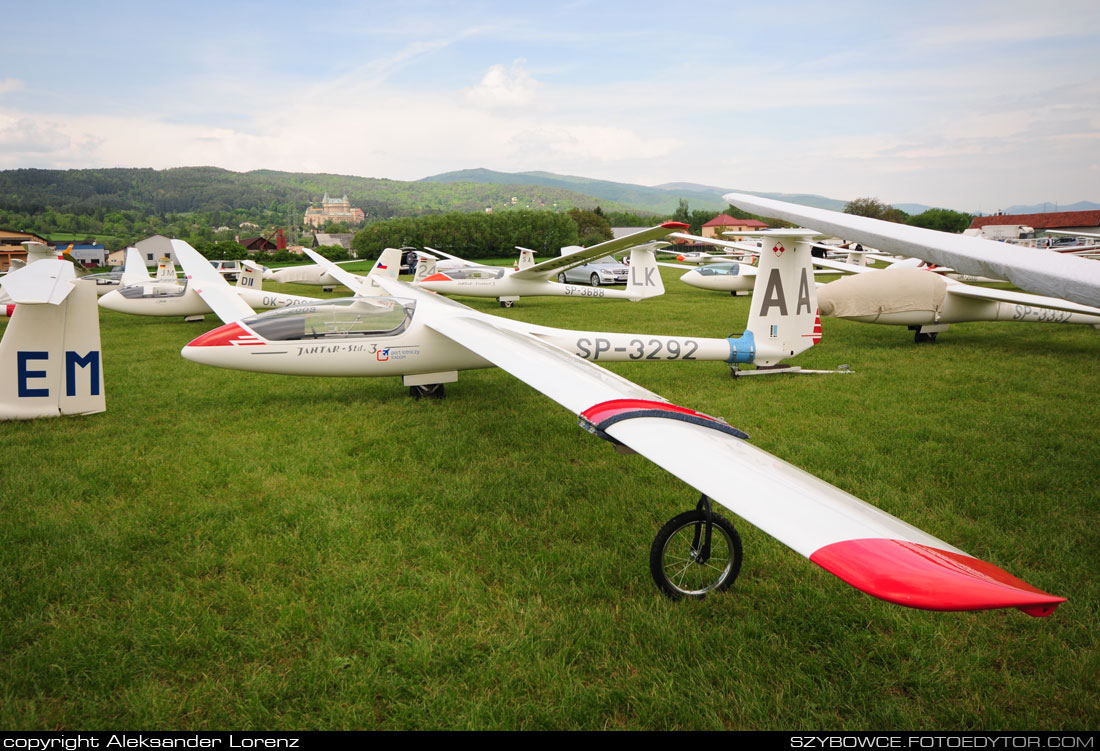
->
[557,256,630,286]
[209,259,241,281]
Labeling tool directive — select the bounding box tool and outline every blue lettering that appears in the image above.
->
[17,351,50,397]
[65,351,101,397]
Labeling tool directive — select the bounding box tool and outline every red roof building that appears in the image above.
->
[701,214,769,239]
[969,210,1100,232]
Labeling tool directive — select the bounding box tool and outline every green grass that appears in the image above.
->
[0,270,1097,730]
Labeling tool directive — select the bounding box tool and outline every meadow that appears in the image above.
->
[1,265,1097,730]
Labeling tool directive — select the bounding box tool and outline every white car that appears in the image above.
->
[557,256,629,286]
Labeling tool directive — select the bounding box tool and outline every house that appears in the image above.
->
[241,236,278,252]
[61,243,107,267]
[701,214,769,239]
[312,233,355,251]
[0,229,49,271]
[132,235,177,267]
[969,210,1100,236]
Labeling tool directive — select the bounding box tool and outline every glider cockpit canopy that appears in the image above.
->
[242,297,415,341]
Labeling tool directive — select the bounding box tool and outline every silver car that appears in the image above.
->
[557,256,630,286]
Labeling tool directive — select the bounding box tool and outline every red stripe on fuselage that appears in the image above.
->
[186,322,264,347]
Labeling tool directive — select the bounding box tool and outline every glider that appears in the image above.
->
[98,241,322,321]
[0,250,105,420]
[410,224,684,307]
[724,192,1100,308]
[662,232,845,295]
[697,203,1100,342]
[178,232,1062,616]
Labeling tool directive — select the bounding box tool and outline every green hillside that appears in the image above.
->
[0,167,634,218]
[420,168,852,214]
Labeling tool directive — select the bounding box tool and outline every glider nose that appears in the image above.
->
[181,322,260,365]
[98,289,127,313]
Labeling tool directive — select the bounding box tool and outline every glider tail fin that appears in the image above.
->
[516,247,536,270]
[236,260,263,290]
[0,278,104,420]
[625,245,665,300]
[413,252,437,283]
[743,234,820,366]
[156,256,178,280]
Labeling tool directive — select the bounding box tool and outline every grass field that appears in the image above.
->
[1,267,1097,730]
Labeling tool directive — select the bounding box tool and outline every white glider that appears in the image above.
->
[725,192,1100,308]
[98,241,321,321]
[411,223,686,307]
[178,234,1062,616]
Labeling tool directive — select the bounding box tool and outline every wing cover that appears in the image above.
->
[371,274,1062,615]
[725,193,1100,308]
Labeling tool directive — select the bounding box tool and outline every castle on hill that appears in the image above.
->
[303,193,366,228]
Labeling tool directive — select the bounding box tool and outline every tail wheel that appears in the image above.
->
[650,496,742,599]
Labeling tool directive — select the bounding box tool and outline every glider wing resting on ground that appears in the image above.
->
[0,253,105,420]
[180,232,1063,616]
[724,192,1100,308]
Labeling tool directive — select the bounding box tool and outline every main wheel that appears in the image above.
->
[914,331,938,343]
[650,509,742,599]
[409,383,445,399]
[590,273,601,287]
[499,299,515,308]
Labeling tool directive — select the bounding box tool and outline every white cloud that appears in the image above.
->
[0,78,23,97]
[464,61,540,109]
[0,116,71,155]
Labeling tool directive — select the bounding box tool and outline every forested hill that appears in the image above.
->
[0,167,635,217]
[420,168,732,214]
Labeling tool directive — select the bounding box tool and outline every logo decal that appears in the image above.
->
[772,242,785,257]
[376,348,390,361]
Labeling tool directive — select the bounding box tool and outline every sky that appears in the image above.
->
[1,0,1098,211]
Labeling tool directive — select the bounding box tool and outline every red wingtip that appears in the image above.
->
[419,273,452,283]
[810,539,1065,615]
[661,222,690,230]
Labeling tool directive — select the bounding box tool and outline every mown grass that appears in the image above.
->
[0,268,1097,730]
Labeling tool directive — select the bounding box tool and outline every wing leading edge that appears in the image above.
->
[371,274,1062,616]
[724,192,1100,309]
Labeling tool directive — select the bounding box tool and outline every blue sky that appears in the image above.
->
[1,0,1097,210]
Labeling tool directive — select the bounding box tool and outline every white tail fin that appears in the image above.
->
[625,245,665,301]
[413,252,438,282]
[22,241,61,264]
[516,247,536,270]
[743,232,820,366]
[156,256,177,280]
[0,272,105,420]
[236,260,263,290]
[122,248,151,284]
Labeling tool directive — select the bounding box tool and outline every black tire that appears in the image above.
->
[558,272,567,283]
[650,509,742,599]
[590,273,601,287]
[409,383,445,399]
[499,299,514,308]
[914,331,937,344]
